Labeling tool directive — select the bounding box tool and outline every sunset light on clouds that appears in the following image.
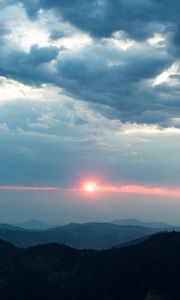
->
[1,0,180,224]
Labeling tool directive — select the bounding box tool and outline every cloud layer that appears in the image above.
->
[0,1,180,126]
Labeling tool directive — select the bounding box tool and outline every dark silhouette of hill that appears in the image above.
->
[0,222,161,249]
[0,232,180,299]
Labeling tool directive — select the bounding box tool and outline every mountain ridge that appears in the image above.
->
[111,218,172,228]
[0,222,161,249]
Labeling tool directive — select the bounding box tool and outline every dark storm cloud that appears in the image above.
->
[28,44,59,64]
[22,0,180,48]
[56,45,173,124]
[0,44,59,85]
[0,38,175,125]
[1,0,180,126]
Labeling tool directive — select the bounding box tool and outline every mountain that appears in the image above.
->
[111,218,172,228]
[0,232,180,299]
[0,222,160,249]
[0,223,26,231]
[16,219,51,230]
[113,235,151,248]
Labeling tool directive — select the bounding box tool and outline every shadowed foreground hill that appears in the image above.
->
[0,222,163,249]
[0,232,180,299]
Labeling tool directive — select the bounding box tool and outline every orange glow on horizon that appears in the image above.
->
[1,183,180,198]
[80,181,180,198]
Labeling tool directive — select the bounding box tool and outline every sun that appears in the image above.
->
[83,182,97,193]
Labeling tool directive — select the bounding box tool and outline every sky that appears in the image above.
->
[1,0,180,224]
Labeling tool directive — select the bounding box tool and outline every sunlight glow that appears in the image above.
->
[0,77,60,103]
[83,182,97,193]
[152,63,180,86]
[148,33,165,47]
[8,25,49,51]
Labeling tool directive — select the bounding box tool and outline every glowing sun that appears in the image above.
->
[83,182,97,193]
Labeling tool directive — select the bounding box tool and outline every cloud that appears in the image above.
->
[1,2,180,127]
[0,186,61,191]
[0,122,9,133]
[0,44,59,86]
[55,42,174,124]
[21,0,180,50]
[28,44,59,64]
[0,35,175,126]
[96,184,180,198]
[0,90,180,189]
[0,23,9,38]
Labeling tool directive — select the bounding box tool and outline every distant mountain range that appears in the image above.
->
[0,232,179,299]
[5,218,172,231]
[15,219,52,230]
[111,218,172,228]
[0,220,178,249]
